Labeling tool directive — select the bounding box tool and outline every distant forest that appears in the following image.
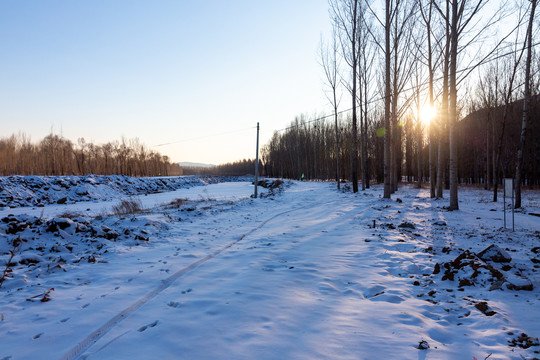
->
[182,159,261,177]
[0,133,183,177]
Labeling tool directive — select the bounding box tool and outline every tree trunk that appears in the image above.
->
[515,0,536,209]
[334,102,340,190]
[383,0,392,199]
[448,0,459,210]
[486,112,492,190]
[417,128,422,188]
[428,38,436,197]
[363,76,370,189]
[437,1,450,199]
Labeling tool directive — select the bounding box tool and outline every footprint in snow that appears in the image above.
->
[138,320,159,332]
[81,303,90,309]
[318,282,339,293]
[167,301,181,308]
[60,317,70,323]
[33,332,44,340]
[370,291,405,304]
[364,285,386,298]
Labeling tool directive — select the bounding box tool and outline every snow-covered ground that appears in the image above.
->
[1,177,539,359]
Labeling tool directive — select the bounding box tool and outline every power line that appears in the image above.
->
[276,40,540,133]
[153,126,256,147]
[150,39,539,142]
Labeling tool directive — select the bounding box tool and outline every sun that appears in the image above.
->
[419,104,436,125]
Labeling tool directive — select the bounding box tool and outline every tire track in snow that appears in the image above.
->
[61,200,339,360]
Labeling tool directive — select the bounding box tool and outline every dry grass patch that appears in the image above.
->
[112,198,144,216]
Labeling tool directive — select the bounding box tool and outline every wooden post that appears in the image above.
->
[254,122,260,198]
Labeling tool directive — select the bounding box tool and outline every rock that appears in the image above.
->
[76,223,88,233]
[433,220,447,226]
[506,276,534,291]
[398,221,415,229]
[106,230,120,240]
[18,255,41,265]
[6,221,28,234]
[417,340,430,349]
[477,244,512,263]
[74,186,89,196]
[489,279,505,291]
[56,197,67,204]
[440,250,505,287]
[509,333,540,349]
[475,301,497,316]
[46,218,74,233]
[53,218,74,230]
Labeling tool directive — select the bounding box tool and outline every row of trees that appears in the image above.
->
[262,0,538,209]
[0,133,183,177]
[182,159,261,177]
[262,94,540,186]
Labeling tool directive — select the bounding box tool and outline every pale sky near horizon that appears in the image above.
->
[0,1,332,165]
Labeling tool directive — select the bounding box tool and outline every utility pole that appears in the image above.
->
[254,122,260,198]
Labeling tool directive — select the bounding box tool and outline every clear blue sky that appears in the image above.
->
[0,1,331,165]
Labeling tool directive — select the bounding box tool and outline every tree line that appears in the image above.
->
[262,95,540,185]
[0,133,183,177]
[182,159,262,177]
[262,0,538,209]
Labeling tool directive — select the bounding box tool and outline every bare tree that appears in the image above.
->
[476,61,501,198]
[433,0,494,209]
[419,0,438,197]
[330,0,360,193]
[383,0,393,198]
[320,24,343,189]
[515,0,537,208]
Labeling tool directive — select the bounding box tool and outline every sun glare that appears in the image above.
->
[419,105,436,125]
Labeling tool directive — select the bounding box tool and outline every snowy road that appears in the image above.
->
[1,180,539,359]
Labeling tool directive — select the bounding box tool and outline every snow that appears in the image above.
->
[0,177,539,359]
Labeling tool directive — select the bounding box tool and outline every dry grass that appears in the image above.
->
[112,198,144,216]
[165,198,189,209]
[0,237,21,290]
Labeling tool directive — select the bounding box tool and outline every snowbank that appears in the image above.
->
[0,174,252,208]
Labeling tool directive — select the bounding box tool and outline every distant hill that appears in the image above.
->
[179,162,216,168]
